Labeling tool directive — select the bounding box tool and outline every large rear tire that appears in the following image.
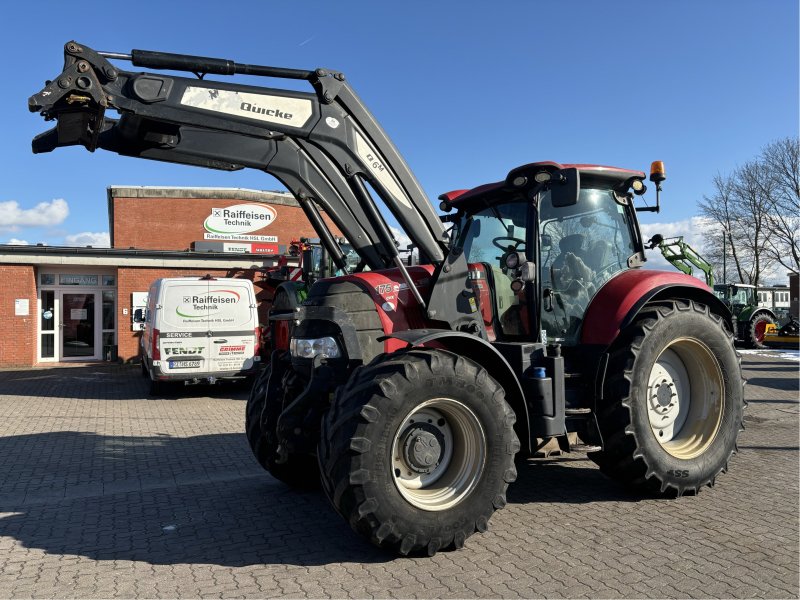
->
[589,301,744,496]
[319,349,519,555]
[245,359,319,489]
[745,312,775,349]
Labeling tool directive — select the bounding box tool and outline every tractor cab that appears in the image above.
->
[713,283,757,315]
[443,163,647,345]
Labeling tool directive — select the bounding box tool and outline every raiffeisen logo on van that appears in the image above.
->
[176,289,241,318]
[204,203,277,235]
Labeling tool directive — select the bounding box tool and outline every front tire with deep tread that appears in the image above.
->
[589,300,744,496]
[319,349,519,555]
[245,360,319,489]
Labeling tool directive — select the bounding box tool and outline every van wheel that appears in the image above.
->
[245,359,319,489]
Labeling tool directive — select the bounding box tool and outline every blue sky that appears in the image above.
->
[0,0,797,249]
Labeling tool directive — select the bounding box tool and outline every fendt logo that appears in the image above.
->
[176,289,241,319]
[203,203,276,235]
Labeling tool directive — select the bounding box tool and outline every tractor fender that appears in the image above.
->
[581,270,732,346]
[738,306,777,323]
[381,329,531,454]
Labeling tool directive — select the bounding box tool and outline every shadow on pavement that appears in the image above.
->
[0,364,248,401]
[743,377,799,392]
[0,430,639,567]
[0,430,390,567]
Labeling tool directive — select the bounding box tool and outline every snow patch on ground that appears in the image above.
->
[737,349,800,362]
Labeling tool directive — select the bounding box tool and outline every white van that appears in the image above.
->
[136,276,261,394]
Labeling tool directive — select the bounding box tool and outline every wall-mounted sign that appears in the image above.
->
[60,274,99,286]
[204,203,277,237]
[194,241,281,254]
[14,299,29,316]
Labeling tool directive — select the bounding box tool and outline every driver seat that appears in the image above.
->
[552,234,589,271]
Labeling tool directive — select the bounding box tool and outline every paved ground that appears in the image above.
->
[0,353,797,598]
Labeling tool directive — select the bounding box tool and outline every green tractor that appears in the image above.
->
[713,283,777,348]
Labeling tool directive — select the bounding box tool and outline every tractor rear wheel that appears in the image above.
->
[589,300,743,496]
[245,360,319,489]
[746,313,776,349]
[319,349,519,555]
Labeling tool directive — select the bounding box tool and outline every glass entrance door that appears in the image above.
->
[61,293,97,359]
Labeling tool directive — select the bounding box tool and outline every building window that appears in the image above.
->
[40,290,55,359]
[40,273,55,286]
[103,275,116,286]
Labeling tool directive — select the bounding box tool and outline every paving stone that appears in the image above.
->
[0,354,797,598]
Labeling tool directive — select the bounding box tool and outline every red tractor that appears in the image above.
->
[30,42,743,556]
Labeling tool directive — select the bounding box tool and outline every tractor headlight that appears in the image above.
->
[290,336,341,359]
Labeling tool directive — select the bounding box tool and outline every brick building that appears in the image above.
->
[0,187,339,367]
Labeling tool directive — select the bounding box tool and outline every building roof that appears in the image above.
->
[0,244,285,269]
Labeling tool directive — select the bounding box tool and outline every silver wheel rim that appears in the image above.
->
[646,338,725,459]
[391,398,486,511]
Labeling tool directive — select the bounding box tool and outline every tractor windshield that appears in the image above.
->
[714,285,753,307]
[539,187,637,344]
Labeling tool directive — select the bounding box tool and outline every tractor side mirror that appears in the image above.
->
[550,168,580,207]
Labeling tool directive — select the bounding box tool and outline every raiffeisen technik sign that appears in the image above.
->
[203,203,278,242]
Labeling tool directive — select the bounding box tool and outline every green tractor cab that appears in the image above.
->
[713,283,777,348]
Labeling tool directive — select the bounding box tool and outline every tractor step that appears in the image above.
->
[565,408,592,415]
[569,443,602,453]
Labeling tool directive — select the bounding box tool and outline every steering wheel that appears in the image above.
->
[492,236,526,252]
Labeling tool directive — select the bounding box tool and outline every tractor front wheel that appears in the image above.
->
[589,300,743,496]
[319,349,519,555]
[245,360,319,489]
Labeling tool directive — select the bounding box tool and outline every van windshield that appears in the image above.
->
[161,281,255,330]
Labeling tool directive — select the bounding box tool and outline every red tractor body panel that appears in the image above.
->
[334,266,435,353]
[581,269,710,346]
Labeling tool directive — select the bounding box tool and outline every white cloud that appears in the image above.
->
[64,231,110,247]
[639,216,787,285]
[5,238,30,245]
[0,199,69,232]
[390,226,414,256]
[639,216,715,274]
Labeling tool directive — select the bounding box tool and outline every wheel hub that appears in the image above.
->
[391,400,486,512]
[403,425,445,474]
[655,381,675,408]
[647,353,688,442]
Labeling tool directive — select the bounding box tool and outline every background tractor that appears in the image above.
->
[654,236,776,349]
[30,42,744,556]
[713,283,777,348]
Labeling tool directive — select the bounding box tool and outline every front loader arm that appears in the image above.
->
[29,41,447,274]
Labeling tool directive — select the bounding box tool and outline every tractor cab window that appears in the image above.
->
[714,285,752,306]
[458,201,530,338]
[539,188,636,344]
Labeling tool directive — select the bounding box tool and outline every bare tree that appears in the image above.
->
[699,172,752,284]
[699,166,775,287]
[761,137,800,274]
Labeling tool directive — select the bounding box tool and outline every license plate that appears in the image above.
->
[169,360,202,369]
